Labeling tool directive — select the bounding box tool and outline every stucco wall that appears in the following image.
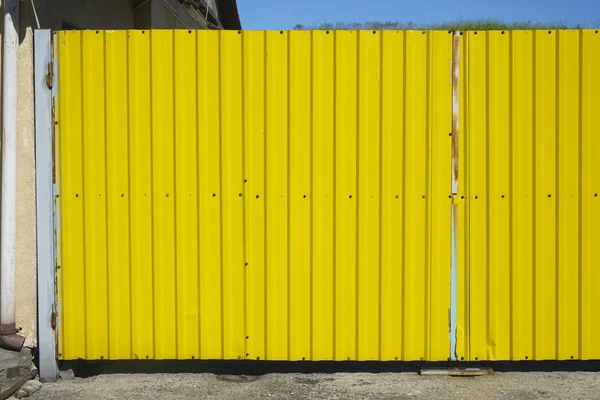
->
[0,0,37,346]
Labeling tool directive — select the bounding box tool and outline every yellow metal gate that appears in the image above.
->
[55,30,453,361]
[455,30,600,361]
[54,29,600,363]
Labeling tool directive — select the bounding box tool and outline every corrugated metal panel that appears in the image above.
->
[456,30,600,361]
[55,30,453,361]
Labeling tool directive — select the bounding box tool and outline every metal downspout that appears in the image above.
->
[1,0,26,351]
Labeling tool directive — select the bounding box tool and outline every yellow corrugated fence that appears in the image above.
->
[456,30,600,361]
[55,29,600,362]
[55,30,453,361]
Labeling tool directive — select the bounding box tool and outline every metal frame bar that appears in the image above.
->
[449,31,461,361]
[35,29,59,382]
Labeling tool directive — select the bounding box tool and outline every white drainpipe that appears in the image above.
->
[1,0,25,351]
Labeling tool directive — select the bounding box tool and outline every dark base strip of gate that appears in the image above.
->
[55,359,600,378]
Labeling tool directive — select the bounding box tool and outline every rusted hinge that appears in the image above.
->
[50,303,57,330]
[45,61,54,90]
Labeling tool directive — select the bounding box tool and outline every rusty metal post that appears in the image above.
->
[449,31,461,361]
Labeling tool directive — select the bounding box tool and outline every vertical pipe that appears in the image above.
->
[1,0,25,350]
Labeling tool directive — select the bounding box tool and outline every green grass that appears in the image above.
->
[292,19,594,31]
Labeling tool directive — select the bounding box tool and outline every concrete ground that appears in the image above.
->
[28,371,600,399]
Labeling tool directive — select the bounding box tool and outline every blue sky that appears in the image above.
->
[237,0,600,30]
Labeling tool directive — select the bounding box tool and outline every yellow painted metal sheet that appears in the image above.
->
[456,30,600,361]
[55,30,452,361]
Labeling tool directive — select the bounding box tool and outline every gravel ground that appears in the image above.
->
[28,372,600,399]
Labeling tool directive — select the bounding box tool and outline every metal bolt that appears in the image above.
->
[256,194,260,198]
[303,195,307,198]
[57,265,61,269]
[100,355,104,360]
[75,194,79,198]
[461,195,465,199]
[349,195,352,199]
[594,193,598,197]
[238,356,241,360]
[212,193,216,197]
[420,357,424,361]
[192,355,195,359]
[58,353,62,357]
[239,193,243,197]
[475,195,478,199]
[548,194,552,198]
[257,357,260,360]
[460,356,464,360]
[347,357,350,361]
[525,356,528,360]
[395,356,398,361]
[422,195,426,199]
[396,195,399,199]
[246,336,249,339]
[246,353,249,356]
[475,357,478,361]
[121,193,124,197]
[302,357,305,361]
[166,193,169,197]
[501,194,505,198]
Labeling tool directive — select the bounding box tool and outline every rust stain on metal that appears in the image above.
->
[51,97,56,185]
[50,304,57,330]
[451,31,460,195]
[45,61,54,89]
